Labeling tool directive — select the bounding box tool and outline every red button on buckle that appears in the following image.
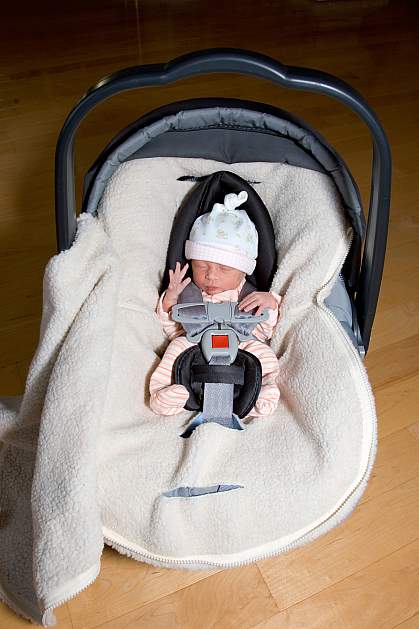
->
[212,335,229,348]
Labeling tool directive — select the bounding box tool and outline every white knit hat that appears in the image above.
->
[185,191,258,274]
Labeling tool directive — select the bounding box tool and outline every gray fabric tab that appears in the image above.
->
[202,383,234,425]
[324,273,357,348]
[202,355,234,424]
[162,484,243,497]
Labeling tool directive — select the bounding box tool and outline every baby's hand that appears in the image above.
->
[163,262,191,312]
[238,291,277,316]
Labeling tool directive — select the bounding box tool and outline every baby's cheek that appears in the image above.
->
[192,272,204,289]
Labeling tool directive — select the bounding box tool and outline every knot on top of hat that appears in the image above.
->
[212,191,248,213]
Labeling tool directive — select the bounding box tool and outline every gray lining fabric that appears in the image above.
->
[324,273,357,348]
[126,128,325,172]
[162,485,243,498]
[85,107,365,237]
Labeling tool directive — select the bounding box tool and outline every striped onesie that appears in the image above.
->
[149,276,282,418]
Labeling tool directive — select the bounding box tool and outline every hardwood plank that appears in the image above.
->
[370,240,419,352]
[68,546,221,629]
[258,476,419,611]
[15,358,32,389]
[374,373,419,438]
[392,613,419,629]
[365,334,419,391]
[0,363,23,396]
[88,564,278,629]
[0,318,41,370]
[252,540,419,629]
[362,424,419,504]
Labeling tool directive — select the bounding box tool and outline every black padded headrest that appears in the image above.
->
[162,171,277,292]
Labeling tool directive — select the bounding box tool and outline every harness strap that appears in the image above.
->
[178,281,202,303]
[201,355,235,426]
[191,364,244,385]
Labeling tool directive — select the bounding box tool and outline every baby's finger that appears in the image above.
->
[180,262,189,278]
[240,291,256,302]
[181,276,191,288]
[239,296,260,311]
[238,293,258,308]
[238,301,253,311]
[238,298,250,310]
[174,264,184,282]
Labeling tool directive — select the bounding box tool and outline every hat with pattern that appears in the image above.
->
[184,191,258,274]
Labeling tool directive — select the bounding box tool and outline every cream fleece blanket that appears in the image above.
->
[0,157,377,626]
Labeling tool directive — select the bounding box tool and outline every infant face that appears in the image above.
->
[191,259,245,295]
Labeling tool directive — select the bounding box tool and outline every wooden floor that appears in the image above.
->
[1,0,419,626]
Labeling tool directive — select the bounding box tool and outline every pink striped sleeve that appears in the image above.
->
[156,290,185,341]
[149,338,191,415]
[240,339,279,375]
[149,338,189,394]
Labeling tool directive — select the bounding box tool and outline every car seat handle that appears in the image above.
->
[56,48,391,352]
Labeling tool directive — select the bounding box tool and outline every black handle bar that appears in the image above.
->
[55,48,391,352]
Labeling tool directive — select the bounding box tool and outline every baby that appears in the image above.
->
[149,190,282,418]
